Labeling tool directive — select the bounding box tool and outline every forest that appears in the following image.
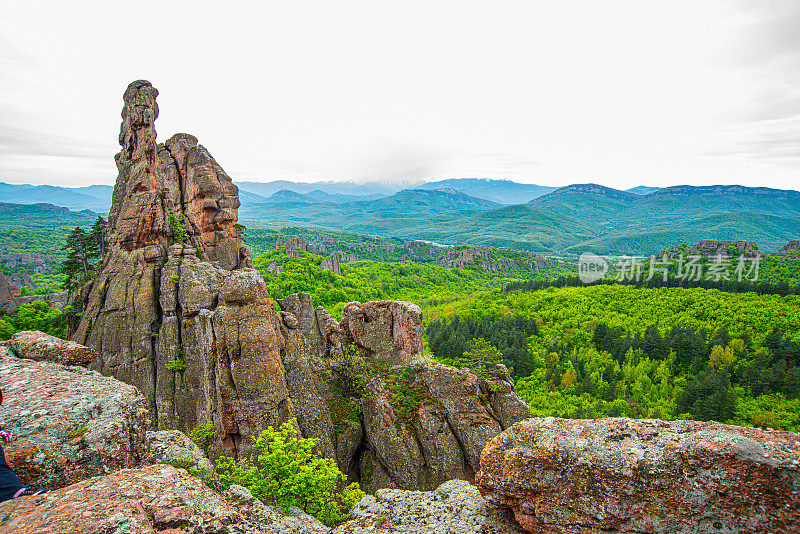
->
[427,284,800,431]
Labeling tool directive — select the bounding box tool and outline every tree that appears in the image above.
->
[61,216,106,289]
[214,419,364,526]
[458,337,504,373]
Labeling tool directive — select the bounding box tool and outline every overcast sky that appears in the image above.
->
[1,1,799,190]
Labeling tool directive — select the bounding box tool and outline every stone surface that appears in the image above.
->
[147,429,215,473]
[9,330,97,366]
[331,479,526,534]
[0,464,328,534]
[0,347,149,490]
[477,417,800,534]
[341,301,424,364]
[321,253,342,275]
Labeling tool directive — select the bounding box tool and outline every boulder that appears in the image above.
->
[8,330,97,366]
[0,464,327,534]
[0,346,149,490]
[477,417,800,534]
[147,429,215,474]
[331,479,525,534]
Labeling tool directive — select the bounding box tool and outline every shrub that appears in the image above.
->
[189,422,215,456]
[169,214,189,243]
[214,419,365,526]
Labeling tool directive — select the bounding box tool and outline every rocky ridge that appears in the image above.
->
[69,81,530,491]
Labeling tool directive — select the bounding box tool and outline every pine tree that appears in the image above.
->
[61,216,106,289]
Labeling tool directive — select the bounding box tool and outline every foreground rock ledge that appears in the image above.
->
[0,346,149,490]
[0,464,328,534]
[477,417,800,534]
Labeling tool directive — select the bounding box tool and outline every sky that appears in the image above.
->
[1,1,799,190]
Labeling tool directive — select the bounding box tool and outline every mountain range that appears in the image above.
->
[2,179,798,255]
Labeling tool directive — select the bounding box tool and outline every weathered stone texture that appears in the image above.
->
[341,300,424,364]
[0,464,328,534]
[69,81,529,491]
[331,479,526,534]
[0,346,149,491]
[8,330,97,366]
[477,417,800,534]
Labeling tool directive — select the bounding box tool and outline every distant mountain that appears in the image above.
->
[626,186,661,195]
[240,187,500,220]
[235,180,404,199]
[415,178,556,204]
[0,202,100,226]
[362,188,501,213]
[0,182,112,213]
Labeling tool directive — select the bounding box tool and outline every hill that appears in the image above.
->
[0,202,100,226]
[0,183,112,213]
[415,178,555,204]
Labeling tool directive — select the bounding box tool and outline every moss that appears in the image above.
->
[184,318,196,329]
[66,426,88,439]
[361,454,374,485]
[374,513,388,527]
[160,457,197,470]
[327,385,361,435]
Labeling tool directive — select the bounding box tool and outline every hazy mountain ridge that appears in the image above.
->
[3,180,799,255]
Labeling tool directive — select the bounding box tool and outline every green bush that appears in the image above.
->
[189,422,215,456]
[214,419,364,526]
[169,214,189,243]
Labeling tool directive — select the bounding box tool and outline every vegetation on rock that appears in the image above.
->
[213,419,365,526]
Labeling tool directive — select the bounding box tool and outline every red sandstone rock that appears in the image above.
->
[477,417,800,534]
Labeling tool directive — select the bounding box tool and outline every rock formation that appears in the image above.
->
[277,235,310,258]
[477,417,800,534]
[8,330,97,366]
[330,479,525,534]
[775,239,800,257]
[68,81,530,491]
[0,344,150,491]
[321,253,342,274]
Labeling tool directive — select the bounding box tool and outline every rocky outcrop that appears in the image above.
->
[0,346,150,490]
[8,330,97,366]
[477,417,800,534]
[277,236,310,258]
[660,239,761,259]
[321,253,342,274]
[0,274,17,312]
[0,464,328,534]
[775,239,800,257]
[331,479,525,534]
[69,81,528,491]
[147,429,215,474]
[340,301,423,365]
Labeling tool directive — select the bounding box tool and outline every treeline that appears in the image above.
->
[427,315,540,376]
[505,274,800,296]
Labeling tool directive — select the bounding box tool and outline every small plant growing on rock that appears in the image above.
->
[213,418,365,526]
[169,213,189,244]
[166,358,186,371]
